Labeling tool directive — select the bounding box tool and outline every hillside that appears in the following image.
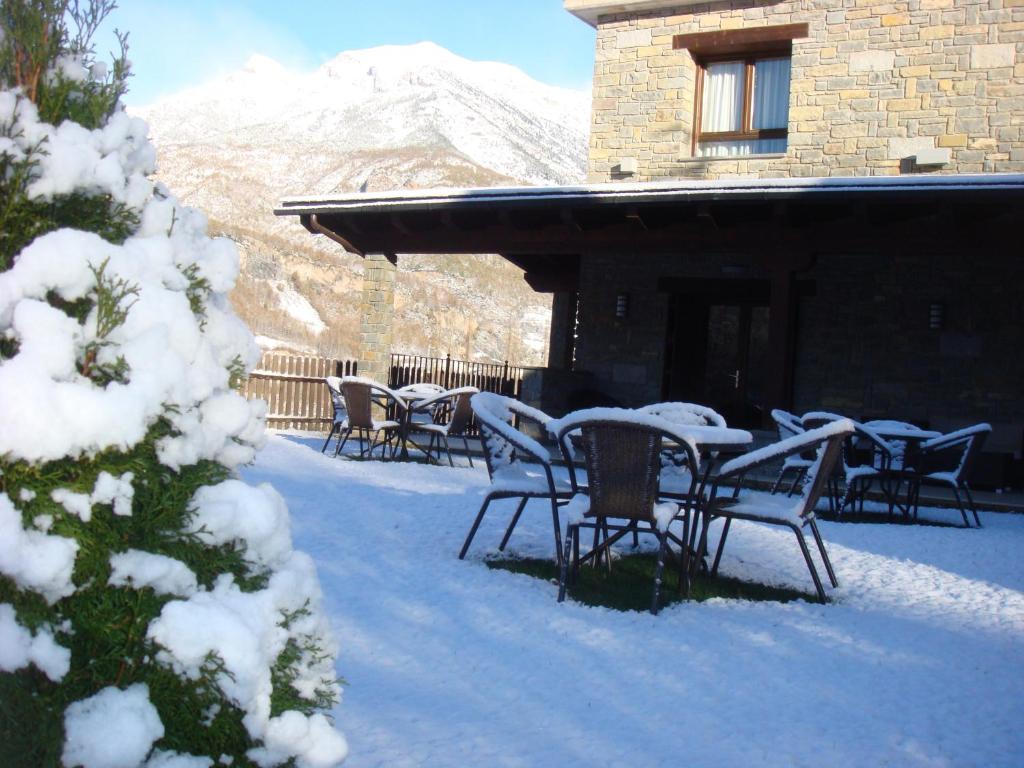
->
[134,42,590,364]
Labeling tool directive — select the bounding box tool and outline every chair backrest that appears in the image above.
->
[443,386,478,435]
[921,423,992,481]
[471,392,552,480]
[340,379,374,429]
[325,376,345,420]
[552,409,701,521]
[639,402,727,428]
[803,411,894,471]
[718,419,855,521]
[341,376,407,429]
[771,408,804,440]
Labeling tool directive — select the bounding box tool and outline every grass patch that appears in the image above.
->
[486,553,814,612]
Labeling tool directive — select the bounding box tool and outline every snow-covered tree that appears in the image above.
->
[0,2,347,766]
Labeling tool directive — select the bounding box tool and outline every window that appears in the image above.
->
[696,55,791,157]
[673,23,807,159]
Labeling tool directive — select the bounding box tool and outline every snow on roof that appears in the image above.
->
[276,173,1024,216]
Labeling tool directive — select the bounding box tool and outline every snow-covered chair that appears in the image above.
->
[908,423,991,527]
[406,386,479,467]
[335,376,406,459]
[550,408,702,614]
[459,393,571,563]
[768,409,815,496]
[321,376,347,454]
[700,419,854,602]
[803,411,904,516]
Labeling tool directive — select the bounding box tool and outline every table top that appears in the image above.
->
[668,424,753,450]
[863,420,941,441]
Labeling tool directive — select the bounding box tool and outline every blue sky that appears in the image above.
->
[94,1,597,106]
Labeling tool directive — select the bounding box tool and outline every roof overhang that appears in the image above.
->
[275,174,1024,292]
[564,0,702,27]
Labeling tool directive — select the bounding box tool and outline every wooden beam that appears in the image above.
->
[674,23,810,55]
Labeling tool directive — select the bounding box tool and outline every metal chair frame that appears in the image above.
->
[768,409,816,497]
[321,376,347,454]
[407,386,479,467]
[700,421,853,602]
[803,412,906,517]
[459,393,570,565]
[907,423,991,527]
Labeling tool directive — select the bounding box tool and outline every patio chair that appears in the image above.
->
[803,412,903,516]
[907,423,991,527]
[768,409,816,498]
[700,419,854,602]
[459,393,571,563]
[551,409,702,614]
[336,376,406,459]
[321,376,347,454]
[406,386,479,467]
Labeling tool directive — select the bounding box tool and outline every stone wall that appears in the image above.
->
[587,0,1024,181]
[571,247,1023,435]
[794,246,1024,432]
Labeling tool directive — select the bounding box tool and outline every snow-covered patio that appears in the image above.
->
[245,433,1024,768]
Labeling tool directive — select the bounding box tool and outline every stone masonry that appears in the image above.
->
[583,0,1024,181]
[358,253,396,383]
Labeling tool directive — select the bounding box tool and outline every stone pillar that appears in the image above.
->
[547,291,577,371]
[358,253,396,383]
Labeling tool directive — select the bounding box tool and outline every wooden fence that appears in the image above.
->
[242,353,357,430]
[242,351,528,432]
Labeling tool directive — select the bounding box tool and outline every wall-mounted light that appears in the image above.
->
[615,293,629,319]
[929,302,944,330]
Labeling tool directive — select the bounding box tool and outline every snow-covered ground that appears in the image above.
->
[244,434,1024,768]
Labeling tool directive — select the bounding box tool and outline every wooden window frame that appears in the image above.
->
[673,23,807,157]
[692,50,790,154]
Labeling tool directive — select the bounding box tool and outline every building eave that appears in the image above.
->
[276,173,1024,217]
[563,0,704,27]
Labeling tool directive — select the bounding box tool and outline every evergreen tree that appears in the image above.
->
[0,2,347,766]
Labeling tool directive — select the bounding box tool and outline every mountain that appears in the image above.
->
[133,42,590,364]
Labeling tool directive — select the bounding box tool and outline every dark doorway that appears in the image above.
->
[662,280,771,429]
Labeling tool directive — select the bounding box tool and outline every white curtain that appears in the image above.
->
[700,61,744,133]
[752,58,791,130]
[697,56,790,157]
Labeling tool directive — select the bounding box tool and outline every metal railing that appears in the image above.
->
[389,352,525,399]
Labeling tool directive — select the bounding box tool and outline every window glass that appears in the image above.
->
[751,58,791,130]
[700,61,744,132]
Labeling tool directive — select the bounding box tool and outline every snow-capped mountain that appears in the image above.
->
[133,43,589,364]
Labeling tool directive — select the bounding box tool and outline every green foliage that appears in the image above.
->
[0,4,340,765]
[0,0,129,127]
[0,0,137,271]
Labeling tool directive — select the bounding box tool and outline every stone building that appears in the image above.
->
[573,0,1023,182]
[278,0,1024,486]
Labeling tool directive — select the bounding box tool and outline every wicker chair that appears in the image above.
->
[336,376,406,459]
[321,376,347,454]
[907,423,991,527]
[551,409,702,614]
[700,419,854,602]
[406,386,479,467]
[459,393,571,563]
